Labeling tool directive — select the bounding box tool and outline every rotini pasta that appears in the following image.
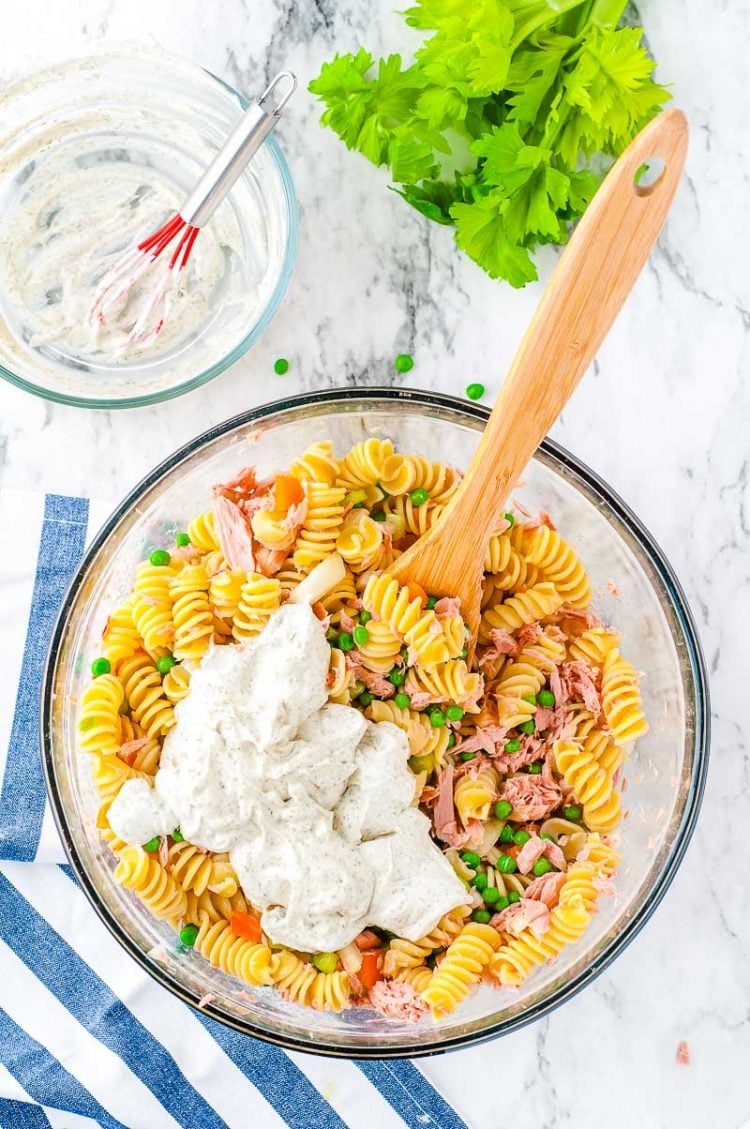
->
[79,436,646,1020]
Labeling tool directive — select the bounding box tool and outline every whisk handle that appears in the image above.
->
[181,71,296,228]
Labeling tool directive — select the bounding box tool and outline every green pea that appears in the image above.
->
[446,705,464,722]
[466,383,485,401]
[388,667,406,686]
[498,825,515,844]
[504,512,515,527]
[149,549,171,567]
[495,895,510,912]
[179,923,199,947]
[519,719,536,735]
[358,690,374,707]
[394,692,411,709]
[410,488,429,506]
[143,837,160,852]
[395,353,414,374]
[504,738,521,753]
[472,909,492,924]
[472,873,488,891]
[91,657,111,677]
[507,890,521,904]
[483,886,501,907]
[522,693,537,706]
[171,828,184,842]
[175,532,190,547]
[338,632,354,652]
[429,708,446,728]
[425,595,438,609]
[513,829,531,846]
[497,854,518,874]
[312,952,338,973]
[353,624,370,646]
[532,858,554,877]
[460,646,469,660]
[563,804,582,821]
[447,732,456,749]
[528,761,543,774]
[494,800,513,820]
[460,751,476,762]
[540,833,555,842]
[371,511,387,522]
[156,655,176,675]
[274,357,289,375]
[461,851,481,869]
[538,689,556,708]
[359,610,372,625]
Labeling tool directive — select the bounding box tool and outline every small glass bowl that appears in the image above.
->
[43,390,709,1057]
[0,47,297,408]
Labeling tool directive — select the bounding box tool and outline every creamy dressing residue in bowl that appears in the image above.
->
[0,46,296,406]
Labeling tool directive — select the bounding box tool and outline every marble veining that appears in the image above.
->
[0,1,748,1126]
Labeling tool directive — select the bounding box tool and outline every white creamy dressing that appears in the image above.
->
[108,605,467,952]
[0,47,284,393]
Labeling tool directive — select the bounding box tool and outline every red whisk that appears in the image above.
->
[89,71,296,346]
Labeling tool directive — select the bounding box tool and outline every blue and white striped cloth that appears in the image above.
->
[0,489,470,1129]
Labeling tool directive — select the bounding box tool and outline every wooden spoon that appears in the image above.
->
[386,108,688,644]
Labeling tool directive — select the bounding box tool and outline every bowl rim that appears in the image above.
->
[0,64,298,410]
[41,387,710,1057]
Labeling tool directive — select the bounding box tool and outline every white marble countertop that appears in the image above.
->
[1,1,748,1126]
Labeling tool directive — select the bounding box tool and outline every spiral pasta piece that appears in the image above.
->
[309,970,351,1012]
[521,526,592,609]
[483,533,535,592]
[395,965,433,993]
[492,660,547,729]
[117,717,162,774]
[335,509,385,572]
[78,673,124,756]
[479,582,563,642]
[579,833,620,878]
[195,917,273,986]
[200,549,226,577]
[601,649,648,746]
[382,493,444,539]
[378,454,461,504]
[405,660,482,710]
[356,618,403,673]
[365,700,452,767]
[454,766,499,824]
[269,949,318,1005]
[162,663,191,703]
[553,739,621,832]
[89,753,149,802]
[336,437,394,489]
[251,507,297,552]
[290,440,340,486]
[209,569,246,624]
[421,923,501,1018]
[327,648,356,703]
[362,575,452,667]
[131,561,177,652]
[116,652,175,739]
[187,510,219,552]
[489,891,591,987]
[568,628,619,666]
[114,845,188,922]
[102,604,141,665]
[184,886,249,926]
[166,841,216,895]
[232,574,282,640]
[293,483,346,571]
[171,565,213,662]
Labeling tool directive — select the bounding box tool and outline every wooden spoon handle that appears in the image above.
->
[444,109,688,542]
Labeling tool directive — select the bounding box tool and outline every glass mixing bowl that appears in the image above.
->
[43,390,709,1057]
[0,47,297,409]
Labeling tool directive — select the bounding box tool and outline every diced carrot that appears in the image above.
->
[274,474,304,511]
[230,910,263,944]
[358,950,384,989]
[406,581,427,606]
